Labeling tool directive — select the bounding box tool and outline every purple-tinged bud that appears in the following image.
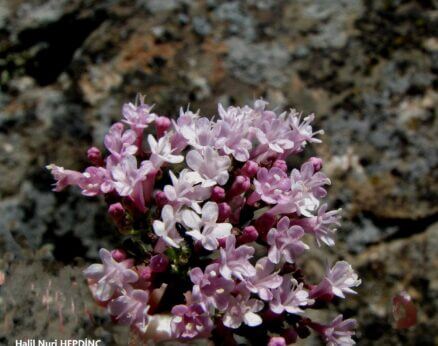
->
[155,116,171,138]
[154,190,168,208]
[150,254,169,273]
[272,159,287,172]
[309,157,323,172]
[238,226,258,244]
[218,202,231,222]
[217,237,227,248]
[108,203,125,225]
[87,147,103,166]
[283,328,298,344]
[211,186,226,202]
[111,248,127,262]
[138,266,152,281]
[268,337,286,346]
[240,160,259,178]
[228,175,250,198]
[254,212,276,239]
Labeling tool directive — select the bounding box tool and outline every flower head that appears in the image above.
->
[243,257,283,301]
[148,134,184,168]
[104,122,137,161]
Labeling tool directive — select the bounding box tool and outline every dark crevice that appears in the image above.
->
[16,9,107,86]
[362,211,438,242]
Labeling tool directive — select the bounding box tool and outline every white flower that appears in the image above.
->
[164,169,211,213]
[148,134,184,168]
[182,202,232,250]
[186,147,231,187]
[153,205,183,248]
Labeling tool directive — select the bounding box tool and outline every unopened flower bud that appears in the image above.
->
[283,328,298,344]
[150,254,169,273]
[238,226,258,244]
[228,175,250,198]
[111,248,127,262]
[87,147,103,166]
[273,159,287,172]
[241,160,259,177]
[138,266,153,281]
[211,186,226,202]
[108,203,125,225]
[155,191,168,208]
[268,337,286,346]
[254,212,276,239]
[309,157,323,172]
[155,116,171,138]
[218,202,231,222]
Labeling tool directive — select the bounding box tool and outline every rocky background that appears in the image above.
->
[0,0,437,345]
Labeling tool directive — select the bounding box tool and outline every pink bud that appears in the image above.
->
[268,337,286,346]
[108,203,125,225]
[238,226,258,244]
[111,249,127,262]
[393,291,417,329]
[155,116,171,138]
[282,328,298,344]
[218,202,231,222]
[87,147,103,166]
[272,159,287,172]
[240,160,259,177]
[138,266,152,280]
[154,190,168,208]
[254,212,276,239]
[150,254,169,273]
[309,157,323,172]
[228,175,250,198]
[211,186,226,202]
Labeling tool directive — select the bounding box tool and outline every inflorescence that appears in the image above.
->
[48,97,360,345]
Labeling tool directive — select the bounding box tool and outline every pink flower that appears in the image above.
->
[148,134,184,168]
[268,337,287,346]
[171,303,213,339]
[267,217,309,264]
[219,236,256,280]
[243,257,283,301]
[182,202,232,251]
[83,248,138,301]
[289,112,323,146]
[109,288,150,332]
[163,169,210,213]
[109,155,152,197]
[222,284,264,329]
[312,261,361,299]
[122,97,156,131]
[46,164,84,192]
[270,275,313,314]
[322,315,357,346]
[190,263,235,311]
[250,167,291,204]
[215,104,252,161]
[104,123,137,161]
[81,166,113,196]
[180,117,216,149]
[186,147,231,187]
[295,204,341,246]
[290,161,330,217]
[152,205,183,249]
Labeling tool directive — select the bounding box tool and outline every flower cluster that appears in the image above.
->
[48,97,361,344]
